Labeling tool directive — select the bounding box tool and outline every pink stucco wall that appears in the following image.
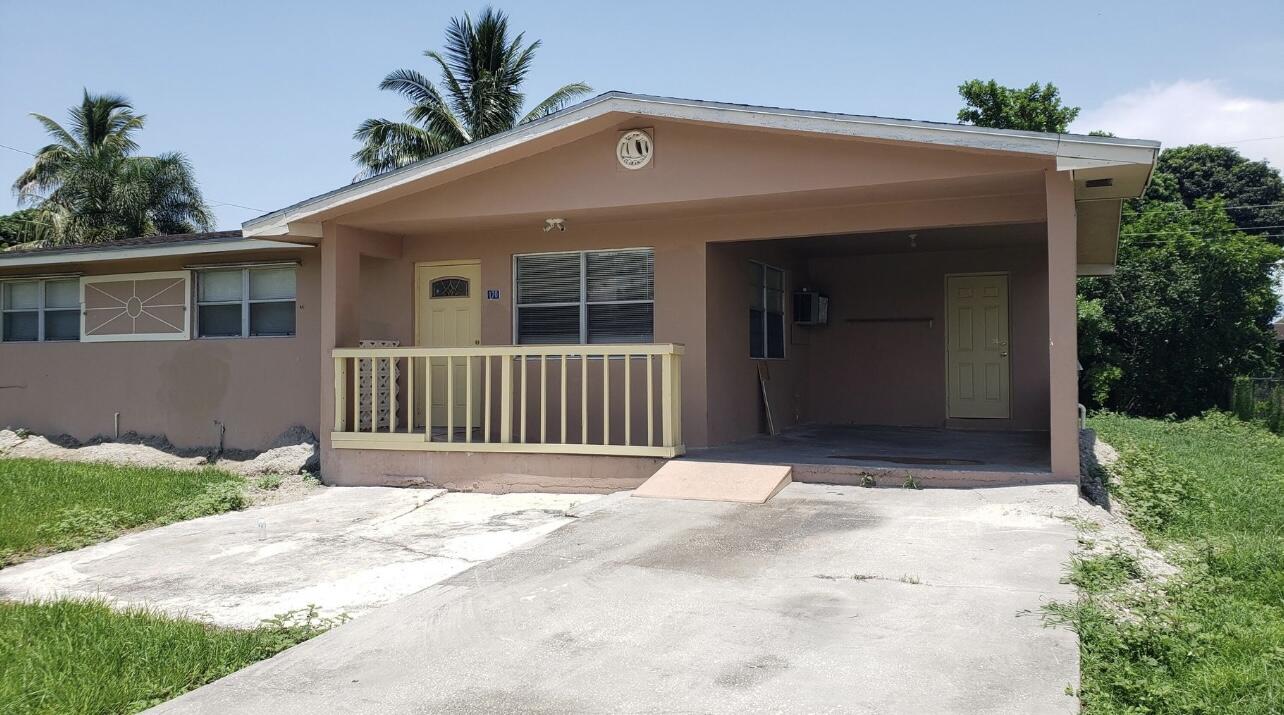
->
[804,244,1050,431]
[0,248,320,450]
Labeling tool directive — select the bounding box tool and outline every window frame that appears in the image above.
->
[512,247,655,345]
[0,277,81,343]
[195,265,297,339]
[749,260,787,360]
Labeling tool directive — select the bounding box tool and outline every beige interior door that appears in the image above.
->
[946,274,1010,419]
[415,262,481,428]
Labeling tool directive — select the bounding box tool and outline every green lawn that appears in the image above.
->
[0,599,332,714]
[1059,413,1284,714]
[0,458,245,566]
[0,459,335,713]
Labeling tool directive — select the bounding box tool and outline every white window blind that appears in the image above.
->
[196,266,297,338]
[515,248,654,344]
[1,278,79,342]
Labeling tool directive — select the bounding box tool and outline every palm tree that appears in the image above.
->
[12,90,213,244]
[353,7,591,178]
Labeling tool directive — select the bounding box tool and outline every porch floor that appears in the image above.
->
[684,424,1054,487]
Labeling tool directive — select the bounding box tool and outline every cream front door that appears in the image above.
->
[415,262,481,428]
[946,274,1010,419]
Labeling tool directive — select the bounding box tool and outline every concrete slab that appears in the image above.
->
[0,487,598,628]
[632,460,791,503]
[155,483,1082,714]
[686,424,1059,487]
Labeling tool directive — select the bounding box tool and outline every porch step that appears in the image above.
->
[632,460,792,504]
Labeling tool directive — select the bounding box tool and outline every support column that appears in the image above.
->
[319,223,361,473]
[1045,170,1079,479]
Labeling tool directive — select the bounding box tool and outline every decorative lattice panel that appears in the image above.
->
[358,340,400,431]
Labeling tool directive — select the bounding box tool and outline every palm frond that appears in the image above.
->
[352,6,586,175]
[521,82,593,123]
[351,119,453,179]
[30,114,80,150]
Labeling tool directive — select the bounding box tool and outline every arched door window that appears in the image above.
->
[430,277,470,298]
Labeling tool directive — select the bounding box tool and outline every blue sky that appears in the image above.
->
[2,0,1282,230]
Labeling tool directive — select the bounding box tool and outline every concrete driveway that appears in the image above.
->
[0,487,597,627]
[156,483,1081,713]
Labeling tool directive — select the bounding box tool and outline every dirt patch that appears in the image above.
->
[0,431,209,470]
[243,473,325,507]
[0,427,320,481]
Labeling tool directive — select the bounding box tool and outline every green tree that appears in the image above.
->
[0,208,46,247]
[956,80,1080,133]
[1079,199,1282,416]
[12,91,213,244]
[1141,144,1284,241]
[353,7,591,178]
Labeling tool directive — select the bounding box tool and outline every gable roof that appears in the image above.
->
[243,91,1161,237]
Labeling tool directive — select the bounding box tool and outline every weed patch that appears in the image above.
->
[1051,413,1284,714]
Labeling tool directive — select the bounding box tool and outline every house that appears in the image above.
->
[0,92,1159,489]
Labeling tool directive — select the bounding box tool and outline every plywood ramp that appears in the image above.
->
[632,461,792,504]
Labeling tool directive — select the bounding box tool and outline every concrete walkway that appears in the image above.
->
[155,483,1081,713]
[0,488,597,627]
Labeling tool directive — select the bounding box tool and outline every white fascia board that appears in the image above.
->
[1077,264,1117,276]
[243,92,1162,237]
[0,239,310,268]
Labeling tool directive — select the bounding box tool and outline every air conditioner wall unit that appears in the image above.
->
[793,289,829,326]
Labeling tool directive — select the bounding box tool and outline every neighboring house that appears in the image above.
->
[0,92,1159,489]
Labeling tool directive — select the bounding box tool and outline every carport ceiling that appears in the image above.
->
[731,222,1046,257]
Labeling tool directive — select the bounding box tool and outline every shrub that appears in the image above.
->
[35,506,131,551]
[165,481,247,523]
[1109,446,1198,535]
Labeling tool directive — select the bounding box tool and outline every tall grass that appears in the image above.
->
[0,599,331,714]
[0,459,243,565]
[1062,413,1284,713]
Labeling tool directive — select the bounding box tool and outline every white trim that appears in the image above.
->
[1077,263,1117,276]
[243,92,1161,237]
[0,239,311,268]
[80,270,192,342]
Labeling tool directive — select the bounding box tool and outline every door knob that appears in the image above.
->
[1000,352,1008,357]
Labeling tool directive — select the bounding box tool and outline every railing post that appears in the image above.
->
[661,352,675,448]
[500,355,513,443]
[672,351,683,449]
[333,356,347,431]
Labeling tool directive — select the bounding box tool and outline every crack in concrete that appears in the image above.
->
[810,573,1060,594]
[379,490,446,523]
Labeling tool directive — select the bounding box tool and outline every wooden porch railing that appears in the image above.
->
[330,344,684,457]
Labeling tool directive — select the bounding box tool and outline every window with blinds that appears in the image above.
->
[515,248,654,344]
